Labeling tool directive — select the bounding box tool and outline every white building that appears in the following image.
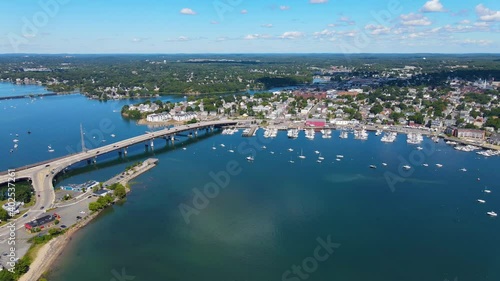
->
[173,113,197,121]
[147,113,172,122]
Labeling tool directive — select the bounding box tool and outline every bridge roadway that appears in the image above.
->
[0,120,238,235]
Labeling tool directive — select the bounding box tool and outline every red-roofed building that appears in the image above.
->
[305,119,326,127]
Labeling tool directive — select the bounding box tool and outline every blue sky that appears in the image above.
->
[0,0,499,53]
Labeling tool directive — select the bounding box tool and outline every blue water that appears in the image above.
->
[0,91,183,170]
[1,84,500,281]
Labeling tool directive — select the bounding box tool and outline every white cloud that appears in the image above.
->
[131,38,145,43]
[400,13,432,26]
[313,29,336,39]
[241,9,248,14]
[365,24,391,35]
[210,20,219,24]
[460,39,492,45]
[261,24,273,28]
[180,8,196,15]
[280,6,290,10]
[243,34,271,40]
[338,16,355,25]
[459,19,471,24]
[310,0,328,4]
[475,4,500,22]
[421,0,445,12]
[279,31,305,39]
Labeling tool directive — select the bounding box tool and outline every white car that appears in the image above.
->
[80,211,86,214]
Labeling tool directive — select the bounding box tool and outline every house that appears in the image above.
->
[24,213,60,232]
[147,113,171,122]
[94,189,111,197]
[455,129,485,140]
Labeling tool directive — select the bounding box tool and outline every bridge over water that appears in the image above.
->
[0,119,238,233]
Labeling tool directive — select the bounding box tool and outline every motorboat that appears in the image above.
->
[487,211,497,217]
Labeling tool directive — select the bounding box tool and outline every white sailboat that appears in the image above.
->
[298,149,306,159]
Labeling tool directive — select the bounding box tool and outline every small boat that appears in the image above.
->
[262,146,266,149]
[220,144,225,147]
[288,148,294,152]
[212,144,216,150]
[477,199,486,203]
[289,158,295,164]
[318,156,324,160]
[416,147,423,150]
[317,160,322,163]
[182,147,187,150]
[111,134,116,138]
[228,149,234,153]
[336,155,344,158]
[484,190,491,193]
[460,168,467,172]
[14,143,18,149]
[246,156,254,162]
[487,211,497,217]
[369,165,377,169]
[9,149,14,153]
[48,149,55,153]
[13,139,19,143]
[423,164,429,167]
[298,149,306,159]
[403,165,411,170]
[436,164,443,168]
[270,151,275,154]
[314,150,320,154]
[382,163,387,166]
[336,158,341,162]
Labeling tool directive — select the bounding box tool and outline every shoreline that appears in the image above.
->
[18,158,159,281]
[19,211,99,281]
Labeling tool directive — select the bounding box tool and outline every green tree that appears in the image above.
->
[114,185,127,199]
[0,208,10,221]
[89,202,101,212]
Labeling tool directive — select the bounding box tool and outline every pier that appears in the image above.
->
[102,158,159,188]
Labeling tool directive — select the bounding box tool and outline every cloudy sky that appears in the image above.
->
[0,0,499,53]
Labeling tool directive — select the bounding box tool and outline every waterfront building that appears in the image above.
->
[147,113,172,122]
[24,213,60,232]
